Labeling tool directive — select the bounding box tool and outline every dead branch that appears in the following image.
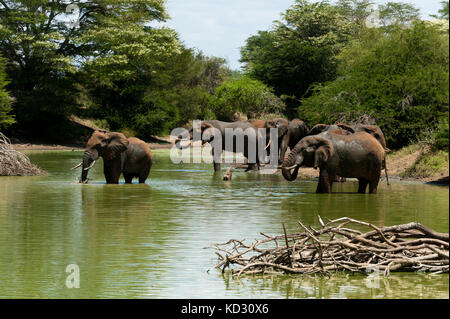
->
[210,217,449,277]
[0,132,46,176]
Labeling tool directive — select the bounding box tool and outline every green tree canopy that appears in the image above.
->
[0,55,14,129]
[240,0,356,116]
[431,1,449,20]
[0,0,177,135]
[299,21,449,148]
[212,76,285,121]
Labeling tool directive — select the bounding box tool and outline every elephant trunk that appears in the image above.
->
[80,149,98,183]
[281,146,303,181]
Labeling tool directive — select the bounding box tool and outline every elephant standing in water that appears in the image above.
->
[282,128,385,193]
[265,118,309,165]
[178,120,265,172]
[73,131,153,184]
[308,123,390,184]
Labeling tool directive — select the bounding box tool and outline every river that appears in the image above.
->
[0,150,448,298]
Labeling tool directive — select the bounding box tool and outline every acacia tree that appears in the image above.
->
[0,0,178,137]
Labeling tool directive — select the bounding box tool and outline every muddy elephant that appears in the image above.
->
[265,118,309,165]
[178,120,265,172]
[73,131,153,184]
[282,129,385,193]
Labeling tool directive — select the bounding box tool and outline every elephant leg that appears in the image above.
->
[211,148,221,172]
[104,158,121,184]
[369,172,381,194]
[317,170,332,193]
[139,166,151,184]
[358,178,369,194]
[124,174,133,184]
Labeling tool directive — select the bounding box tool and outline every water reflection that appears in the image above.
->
[0,150,447,298]
[221,272,449,299]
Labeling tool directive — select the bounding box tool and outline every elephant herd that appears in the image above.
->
[73,118,390,194]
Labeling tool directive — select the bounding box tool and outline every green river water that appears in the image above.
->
[0,150,448,298]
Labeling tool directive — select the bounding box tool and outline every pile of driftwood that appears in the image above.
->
[0,132,45,176]
[210,217,449,277]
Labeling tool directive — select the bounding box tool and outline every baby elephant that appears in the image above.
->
[73,131,153,184]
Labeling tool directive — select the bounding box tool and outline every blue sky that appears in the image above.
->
[159,0,444,70]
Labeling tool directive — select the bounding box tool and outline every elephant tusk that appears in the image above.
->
[265,140,272,150]
[71,162,83,170]
[283,165,298,170]
[83,160,97,171]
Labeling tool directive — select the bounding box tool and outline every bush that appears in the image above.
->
[212,76,285,121]
[433,120,449,151]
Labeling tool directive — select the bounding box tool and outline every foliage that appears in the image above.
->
[0,55,14,129]
[82,48,230,138]
[0,0,174,137]
[299,21,449,149]
[433,120,449,151]
[402,150,449,178]
[240,0,357,116]
[431,1,449,20]
[211,76,285,121]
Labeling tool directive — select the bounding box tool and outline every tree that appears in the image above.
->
[0,55,14,129]
[431,1,449,20]
[212,76,285,121]
[240,0,358,117]
[82,46,230,138]
[299,21,449,149]
[0,1,174,137]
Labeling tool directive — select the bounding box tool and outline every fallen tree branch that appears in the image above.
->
[0,132,46,176]
[210,217,449,277]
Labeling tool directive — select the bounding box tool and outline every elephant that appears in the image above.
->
[281,128,385,193]
[308,123,390,184]
[265,118,309,165]
[178,120,266,172]
[247,119,266,129]
[72,131,153,184]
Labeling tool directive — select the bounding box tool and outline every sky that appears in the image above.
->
[157,0,445,70]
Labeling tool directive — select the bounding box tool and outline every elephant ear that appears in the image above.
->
[313,138,334,169]
[360,125,387,150]
[277,123,289,137]
[201,123,216,143]
[104,132,129,160]
[308,124,330,136]
[336,124,355,134]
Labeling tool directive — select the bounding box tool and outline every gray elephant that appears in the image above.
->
[308,123,390,184]
[282,127,385,193]
[72,131,153,184]
[178,120,265,172]
[265,118,309,165]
